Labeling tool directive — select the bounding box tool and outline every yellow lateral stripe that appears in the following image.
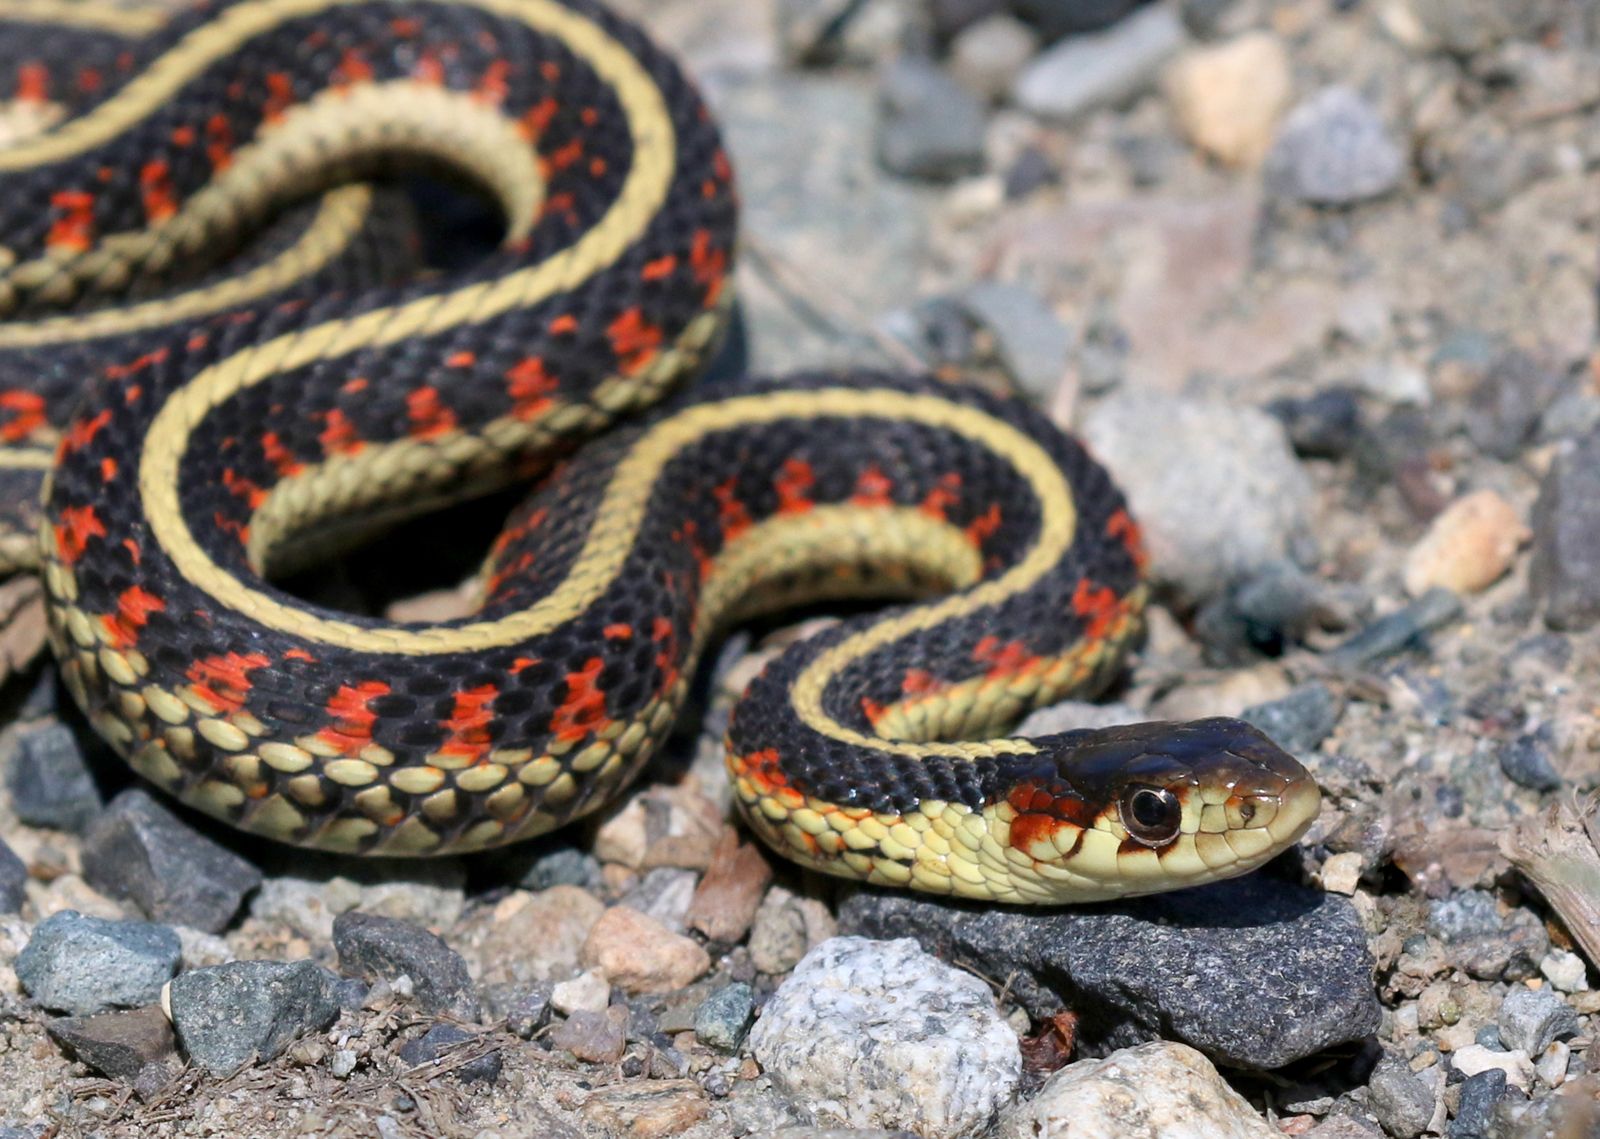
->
[143,389,1061,658]
[0,0,649,169]
[0,0,166,36]
[0,185,373,348]
[0,448,54,470]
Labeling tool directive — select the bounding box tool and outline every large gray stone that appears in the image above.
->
[839,875,1380,1069]
[1530,430,1600,630]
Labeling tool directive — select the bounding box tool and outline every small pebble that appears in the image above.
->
[467,885,605,989]
[578,1079,710,1138]
[551,969,611,1016]
[332,911,480,1021]
[396,1023,502,1084]
[0,837,25,914]
[1450,1044,1535,1091]
[876,57,987,182]
[549,1005,628,1064]
[329,1049,359,1078]
[45,1005,176,1082]
[693,982,755,1053]
[1534,1039,1569,1088]
[580,906,710,994]
[1498,731,1562,792]
[17,910,181,1016]
[79,790,262,934]
[953,281,1072,403]
[1464,348,1563,460]
[1267,387,1363,459]
[1266,86,1405,205]
[1010,0,1153,43]
[948,15,1039,104]
[1529,429,1600,631]
[168,959,341,1076]
[1449,1068,1507,1139]
[1012,4,1186,122]
[1240,684,1345,755]
[1163,31,1291,168]
[1496,986,1579,1055]
[1402,490,1527,598]
[1365,1053,1436,1139]
[1538,949,1588,993]
[3,723,101,832]
[504,983,554,1038]
[1326,588,1462,670]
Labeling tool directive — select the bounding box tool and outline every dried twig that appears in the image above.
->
[1499,795,1600,970]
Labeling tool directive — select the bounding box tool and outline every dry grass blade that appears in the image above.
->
[1499,795,1600,971]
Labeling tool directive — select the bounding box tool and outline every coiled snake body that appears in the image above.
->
[0,0,1319,903]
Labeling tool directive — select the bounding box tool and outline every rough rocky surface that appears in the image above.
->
[996,1041,1279,1138]
[841,875,1379,1068]
[749,937,1021,1138]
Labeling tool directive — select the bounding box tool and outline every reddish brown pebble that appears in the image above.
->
[685,827,774,944]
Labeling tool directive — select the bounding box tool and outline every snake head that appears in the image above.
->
[1004,717,1322,901]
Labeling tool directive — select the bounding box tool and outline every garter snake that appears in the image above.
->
[0,0,1319,903]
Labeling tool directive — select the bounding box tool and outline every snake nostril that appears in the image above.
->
[1239,802,1256,824]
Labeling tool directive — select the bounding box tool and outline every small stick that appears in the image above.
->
[1499,795,1600,971]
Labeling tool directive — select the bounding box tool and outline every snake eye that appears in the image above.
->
[1120,785,1182,846]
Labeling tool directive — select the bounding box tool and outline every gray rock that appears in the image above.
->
[1325,588,1462,670]
[1267,387,1363,459]
[332,911,480,1021]
[1011,0,1154,43]
[876,57,987,181]
[46,1006,176,1082]
[1464,349,1562,460]
[1496,987,1579,1056]
[16,911,181,1016]
[549,1006,627,1064]
[749,937,1020,1137]
[1408,0,1566,55]
[1366,1053,1435,1138]
[503,983,553,1038]
[396,1023,502,1084]
[168,959,341,1075]
[0,837,24,914]
[3,722,101,832]
[80,790,261,934]
[618,866,698,933]
[1012,4,1186,121]
[840,875,1380,1069]
[1428,891,1549,981]
[713,73,925,371]
[1266,87,1404,205]
[954,281,1072,403]
[1448,1069,1506,1139]
[1241,684,1345,755]
[948,15,1039,103]
[515,845,603,893]
[1498,731,1562,793]
[694,982,755,1052]
[1081,393,1314,604]
[1530,430,1600,630]
[1181,0,1239,37]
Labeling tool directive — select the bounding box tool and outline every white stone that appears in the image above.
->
[749,936,1020,1138]
[1164,32,1292,168]
[551,969,611,1016]
[1539,949,1589,993]
[997,1041,1277,1139]
[1451,1044,1535,1091]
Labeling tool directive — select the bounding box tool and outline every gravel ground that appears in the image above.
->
[2,0,1600,1137]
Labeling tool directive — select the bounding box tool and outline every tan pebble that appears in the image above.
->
[1403,489,1528,597]
[580,905,710,994]
[1164,32,1292,169]
[1318,851,1365,896]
